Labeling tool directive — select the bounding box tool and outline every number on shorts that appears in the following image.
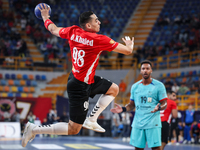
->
[84,101,89,111]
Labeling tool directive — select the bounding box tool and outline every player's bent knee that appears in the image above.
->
[106,83,119,97]
[112,83,119,96]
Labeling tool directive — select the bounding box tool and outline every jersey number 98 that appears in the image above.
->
[73,47,85,67]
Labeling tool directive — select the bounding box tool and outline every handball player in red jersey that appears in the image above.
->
[160,91,178,150]
[22,4,134,147]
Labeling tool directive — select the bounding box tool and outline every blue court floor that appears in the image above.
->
[0,136,200,150]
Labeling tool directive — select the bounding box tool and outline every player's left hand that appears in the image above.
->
[38,3,50,19]
[151,103,159,113]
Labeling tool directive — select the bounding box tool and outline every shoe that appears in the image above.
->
[183,140,187,144]
[21,122,36,147]
[82,118,105,132]
[191,138,195,143]
[179,136,183,142]
[176,142,180,146]
[122,137,126,142]
[126,137,130,142]
[168,142,172,145]
[179,140,183,144]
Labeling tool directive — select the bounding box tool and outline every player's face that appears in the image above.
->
[169,93,177,100]
[140,64,152,79]
[88,14,101,32]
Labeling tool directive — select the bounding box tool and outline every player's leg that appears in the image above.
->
[88,82,118,122]
[32,120,81,135]
[175,121,179,144]
[21,112,81,148]
[171,123,177,142]
[146,127,162,150]
[130,128,146,149]
[22,119,82,147]
[83,76,118,132]
[169,124,173,143]
[22,72,88,147]
[22,106,86,147]
[161,121,169,150]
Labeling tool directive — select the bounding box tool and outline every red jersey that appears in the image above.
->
[59,25,118,84]
[160,98,177,123]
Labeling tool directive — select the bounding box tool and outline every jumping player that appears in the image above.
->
[21,4,134,147]
[111,60,168,150]
[160,91,178,150]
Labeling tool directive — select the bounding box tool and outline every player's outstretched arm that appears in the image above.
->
[113,36,134,55]
[110,101,135,113]
[110,103,123,113]
[38,4,62,37]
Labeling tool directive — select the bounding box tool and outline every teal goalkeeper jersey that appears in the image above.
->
[130,78,167,129]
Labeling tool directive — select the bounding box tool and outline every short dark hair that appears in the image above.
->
[79,11,94,29]
[140,60,152,68]
[168,91,176,95]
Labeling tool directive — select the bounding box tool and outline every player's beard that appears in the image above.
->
[143,73,150,79]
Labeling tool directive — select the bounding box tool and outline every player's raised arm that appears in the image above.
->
[113,36,134,55]
[38,4,63,37]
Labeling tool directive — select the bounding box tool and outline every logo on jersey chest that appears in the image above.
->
[148,97,152,103]
[147,91,153,103]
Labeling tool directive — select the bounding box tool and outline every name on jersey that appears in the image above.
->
[71,34,93,46]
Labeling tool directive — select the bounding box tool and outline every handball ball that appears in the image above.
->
[34,3,51,20]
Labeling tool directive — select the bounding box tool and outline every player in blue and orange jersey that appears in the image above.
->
[111,60,167,150]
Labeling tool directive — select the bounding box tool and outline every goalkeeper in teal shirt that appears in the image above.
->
[111,60,167,150]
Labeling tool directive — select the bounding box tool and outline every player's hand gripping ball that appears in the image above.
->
[34,3,51,20]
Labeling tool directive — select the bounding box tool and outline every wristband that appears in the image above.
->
[122,107,127,112]
[44,19,53,30]
[158,105,161,111]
